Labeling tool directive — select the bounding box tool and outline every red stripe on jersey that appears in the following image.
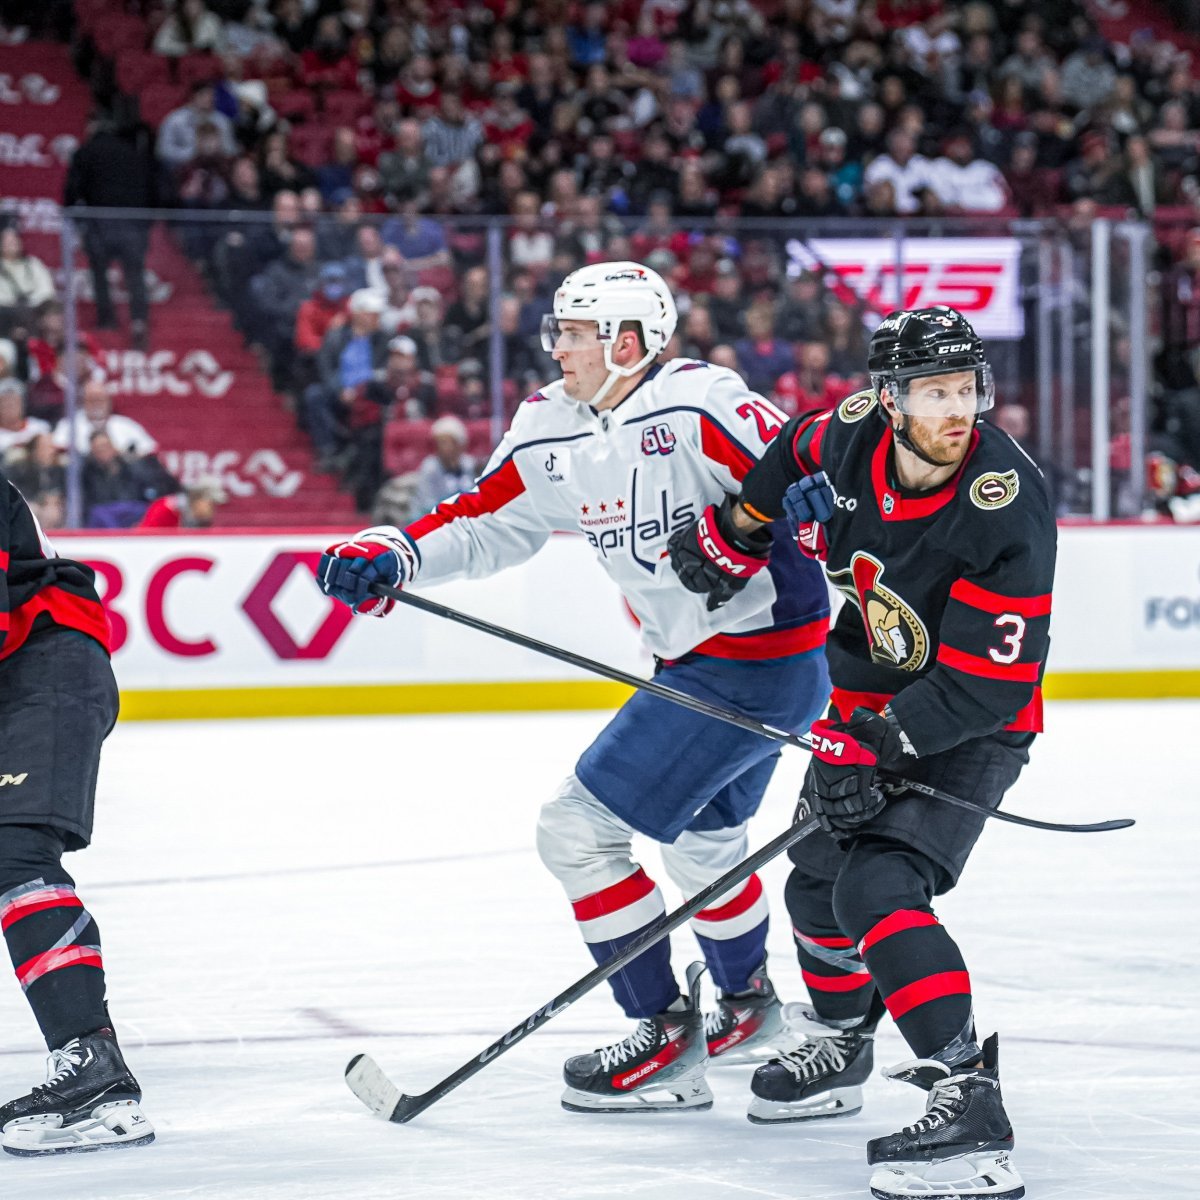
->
[1,894,82,933]
[795,931,855,949]
[858,909,939,956]
[830,688,895,723]
[700,417,754,480]
[792,413,828,473]
[1007,687,1043,732]
[950,578,1052,618]
[0,586,111,662]
[571,868,656,923]
[16,945,103,990]
[406,458,526,541]
[0,548,9,571]
[885,970,971,1020]
[695,873,762,923]
[937,644,1041,683]
[692,615,828,661]
[802,968,872,993]
[871,428,979,521]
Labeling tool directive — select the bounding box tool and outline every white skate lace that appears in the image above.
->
[598,1020,659,1070]
[37,1041,84,1091]
[776,1035,848,1083]
[703,1005,733,1038]
[903,1075,968,1135]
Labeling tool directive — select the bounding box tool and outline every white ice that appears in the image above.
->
[1,700,1196,1200]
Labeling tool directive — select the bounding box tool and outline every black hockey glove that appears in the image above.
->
[668,495,773,611]
[802,708,904,834]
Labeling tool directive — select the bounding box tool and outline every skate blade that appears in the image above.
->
[869,1151,1025,1199]
[746,1087,862,1125]
[3,1100,155,1156]
[561,1068,713,1115]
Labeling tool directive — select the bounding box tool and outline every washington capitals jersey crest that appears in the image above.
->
[779,394,1056,755]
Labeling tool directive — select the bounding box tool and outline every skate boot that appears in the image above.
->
[867,1033,1024,1200]
[705,961,786,1065]
[0,1028,154,1156]
[562,962,712,1113]
[746,1005,876,1123]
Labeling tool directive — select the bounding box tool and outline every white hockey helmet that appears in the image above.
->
[541,261,678,406]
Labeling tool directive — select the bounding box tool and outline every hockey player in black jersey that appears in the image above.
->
[669,307,1053,1199]
[0,470,152,1155]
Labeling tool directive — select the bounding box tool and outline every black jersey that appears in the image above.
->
[742,392,1056,757]
[1,470,111,662]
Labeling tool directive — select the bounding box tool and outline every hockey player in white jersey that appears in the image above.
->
[316,262,832,1113]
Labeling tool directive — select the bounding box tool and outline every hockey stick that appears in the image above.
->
[346,813,822,1123]
[369,583,1134,837]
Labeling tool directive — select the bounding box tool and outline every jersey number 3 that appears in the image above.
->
[736,399,786,442]
[989,614,1026,664]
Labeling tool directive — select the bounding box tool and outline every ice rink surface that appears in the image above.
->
[0,700,1196,1200]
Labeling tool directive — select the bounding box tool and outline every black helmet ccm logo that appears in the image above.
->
[970,470,1020,510]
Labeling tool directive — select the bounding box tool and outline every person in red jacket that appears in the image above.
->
[139,476,228,529]
[0,469,153,1155]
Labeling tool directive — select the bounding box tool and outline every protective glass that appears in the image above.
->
[890,364,995,418]
[540,315,603,352]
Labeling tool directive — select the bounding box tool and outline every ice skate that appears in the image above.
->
[704,961,786,1064]
[0,1028,154,1156]
[561,962,712,1114]
[746,1004,876,1123]
[867,1033,1023,1199]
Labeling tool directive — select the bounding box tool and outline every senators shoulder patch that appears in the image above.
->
[969,469,1020,510]
[837,391,876,423]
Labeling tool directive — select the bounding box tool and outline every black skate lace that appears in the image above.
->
[903,1076,968,1135]
[776,1035,848,1082]
[599,1020,659,1070]
[36,1042,84,1092]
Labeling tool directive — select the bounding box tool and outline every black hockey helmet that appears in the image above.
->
[867,306,994,417]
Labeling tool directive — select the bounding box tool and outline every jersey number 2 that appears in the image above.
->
[736,399,786,442]
[989,614,1026,664]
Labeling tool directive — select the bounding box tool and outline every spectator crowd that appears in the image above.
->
[4,0,1200,522]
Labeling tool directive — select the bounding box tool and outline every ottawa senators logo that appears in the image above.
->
[970,470,1019,510]
[838,391,876,423]
[829,553,929,671]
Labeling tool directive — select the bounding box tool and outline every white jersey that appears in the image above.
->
[389,359,829,662]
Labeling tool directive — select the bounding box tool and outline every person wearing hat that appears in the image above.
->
[409,413,478,516]
[304,287,392,472]
[817,127,863,209]
[139,474,228,529]
[294,263,351,361]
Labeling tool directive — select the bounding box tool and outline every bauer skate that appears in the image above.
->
[704,961,786,1065]
[0,1028,154,1156]
[746,1004,877,1123]
[561,962,711,1114]
[867,1033,1024,1200]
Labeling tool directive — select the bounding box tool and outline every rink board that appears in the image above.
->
[51,525,1200,718]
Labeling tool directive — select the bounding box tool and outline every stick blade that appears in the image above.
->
[345,1053,406,1120]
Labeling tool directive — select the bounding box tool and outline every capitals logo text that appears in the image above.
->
[581,474,695,571]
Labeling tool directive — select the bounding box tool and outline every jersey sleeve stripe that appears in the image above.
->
[699,416,754,479]
[0,549,8,572]
[406,457,526,541]
[949,578,1052,618]
[791,412,828,473]
[936,643,1042,683]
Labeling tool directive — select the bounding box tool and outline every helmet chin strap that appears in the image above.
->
[892,414,951,469]
[583,342,657,410]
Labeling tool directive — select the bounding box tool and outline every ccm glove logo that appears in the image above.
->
[698,515,748,575]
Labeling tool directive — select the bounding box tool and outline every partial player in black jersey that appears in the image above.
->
[670,307,1053,1200]
[0,471,152,1155]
